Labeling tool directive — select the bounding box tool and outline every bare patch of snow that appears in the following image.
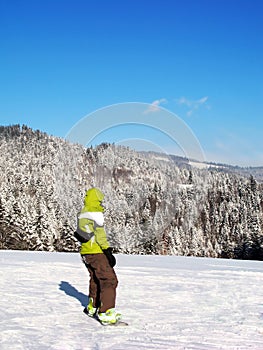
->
[189,161,209,169]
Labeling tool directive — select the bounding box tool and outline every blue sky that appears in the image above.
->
[0,0,262,166]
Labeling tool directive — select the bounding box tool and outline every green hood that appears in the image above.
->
[83,188,104,212]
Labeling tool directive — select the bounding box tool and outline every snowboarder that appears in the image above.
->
[76,187,121,325]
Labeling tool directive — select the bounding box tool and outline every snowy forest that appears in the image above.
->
[0,124,263,260]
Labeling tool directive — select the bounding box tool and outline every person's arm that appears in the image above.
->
[94,226,110,250]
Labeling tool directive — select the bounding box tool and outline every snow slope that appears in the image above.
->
[0,250,263,350]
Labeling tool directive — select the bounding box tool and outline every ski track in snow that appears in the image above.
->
[0,251,263,350]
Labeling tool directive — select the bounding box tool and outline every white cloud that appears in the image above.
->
[176,97,192,107]
[144,98,167,114]
[205,131,263,167]
[198,96,208,104]
[176,96,209,116]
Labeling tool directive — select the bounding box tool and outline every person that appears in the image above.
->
[76,187,121,325]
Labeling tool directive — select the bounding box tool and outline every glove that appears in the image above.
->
[103,247,116,267]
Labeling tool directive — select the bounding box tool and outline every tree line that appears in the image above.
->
[0,125,262,260]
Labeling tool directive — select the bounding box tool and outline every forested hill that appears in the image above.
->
[1,124,263,260]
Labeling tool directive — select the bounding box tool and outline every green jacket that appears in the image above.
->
[79,188,110,255]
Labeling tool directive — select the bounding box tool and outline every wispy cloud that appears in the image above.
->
[144,98,167,114]
[176,96,209,116]
[206,131,261,166]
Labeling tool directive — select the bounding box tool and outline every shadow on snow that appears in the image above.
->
[59,281,88,308]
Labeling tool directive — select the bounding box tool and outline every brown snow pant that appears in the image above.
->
[82,253,118,313]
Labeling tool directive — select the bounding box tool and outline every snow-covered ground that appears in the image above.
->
[1,251,263,350]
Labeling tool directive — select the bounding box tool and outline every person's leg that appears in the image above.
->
[82,255,100,308]
[87,264,101,308]
[82,254,118,312]
[85,254,118,312]
[98,257,118,312]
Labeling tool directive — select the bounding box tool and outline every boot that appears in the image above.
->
[84,297,97,317]
[98,308,122,325]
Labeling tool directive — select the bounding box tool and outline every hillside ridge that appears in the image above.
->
[0,124,262,259]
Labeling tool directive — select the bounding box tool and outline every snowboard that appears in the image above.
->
[83,307,128,326]
[100,320,128,327]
